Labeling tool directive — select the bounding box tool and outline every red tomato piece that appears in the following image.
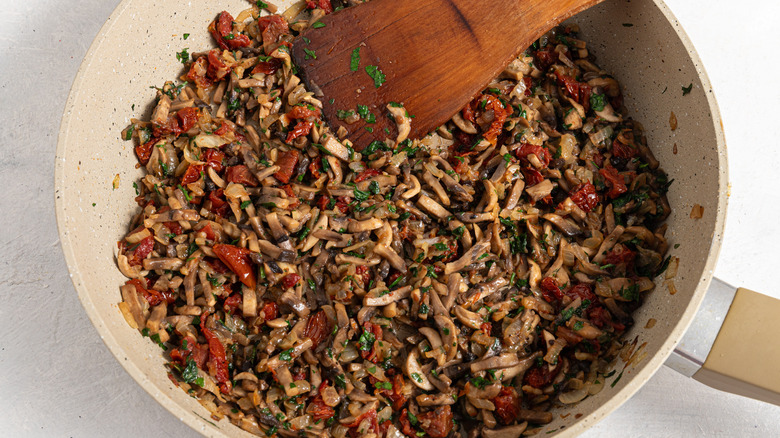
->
[176,107,200,133]
[308,158,323,179]
[201,149,225,174]
[281,273,301,289]
[599,166,628,199]
[287,105,321,120]
[306,0,334,14]
[303,310,330,348]
[261,302,279,321]
[359,322,383,363]
[480,322,492,334]
[493,386,520,425]
[181,164,205,185]
[209,11,251,50]
[199,223,217,241]
[603,244,636,267]
[165,221,183,235]
[286,120,314,143]
[524,363,558,388]
[308,393,335,420]
[135,137,158,165]
[398,409,416,437]
[206,49,229,82]
[534,48,558,70]
[251,58,282,75]
[223,293,242,315]
[521,166,545,187]
[355,168,381,182]
[257,15,290,52]
[556,325,584,345]
[612,138,638,158]
[207,189,230,217]
[186,57,212,89]
[516,143,552,168]
[344,408,377,432]
[522,76,534,96]
[569,182,599,212]
[212,244,256,289]
[128,235,154,266]
[355,265,371,287]
[565,283,596,302]
[540,276,564,303]
[200,313,232,394]
[417,405,454,438]
[482,95,511,143]
[273,149,299,184]
[225,165,259,187]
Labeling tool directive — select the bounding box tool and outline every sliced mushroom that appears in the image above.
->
[406,348,435,391]
[364,285,412,306]
[417,195,451,219]
[434,315,459,362]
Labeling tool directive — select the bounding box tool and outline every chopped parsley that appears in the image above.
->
[312,21,326,29]
[590,93,607,112]
[175,48,189,64]
[682,83,693,96]
[303,48,317,60]
[350,47,361,72]
[365,65,386,88]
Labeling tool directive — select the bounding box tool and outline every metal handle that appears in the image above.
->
[666,277,780,405]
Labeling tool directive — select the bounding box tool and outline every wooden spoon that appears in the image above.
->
[291,0,602,150]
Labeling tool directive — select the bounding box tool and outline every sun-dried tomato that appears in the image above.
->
[344,408,377,433]
[355,168,381,182]
[200,313,232,394]
[603,244,636,267]
[521,166,545,187]
[186,56,212,89]
[164,220,183,235]
[377,373,408,411]
[540,276,565,303]
[534,48,558,70]
[209,11,251,51]
[261,302,278,321]
[251,58,282,75]
[257,15,290,53]
[398,409,416,436]
[223,293,242,315]
[565,283,596,302]
[225,164,259,187]
[206,49,230,82]
[201,149,225,174]
[135,137,158,165]
[612,138,637,159]
[588,305,624,331]
[207,189,230,217]
[308,393,335,421]
[181,164,205,185]
[355,265,371,287]
[170,336,208,368]
[128,235,154,266]
[417,405,454,438]
[481,95,511,143]
[303,310,330,348]
[286,120,314,143]
[493,386,520,425]
[306,0,333,14]
[599,165,628,199]
[516,143,552,168]
[274,149,299,183]
[212,244,256,289]
[281,273,300,289]
[308,159,323,180]
[524,363,558,388]
[198,223,217,241]
[569,182,599,212]
[522,76,535,96]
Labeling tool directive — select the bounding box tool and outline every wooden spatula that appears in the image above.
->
[291,0,602,150]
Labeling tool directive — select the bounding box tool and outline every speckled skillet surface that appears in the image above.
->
[55,0,727,436]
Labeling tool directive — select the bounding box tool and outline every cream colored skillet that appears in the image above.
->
[53,0,780,436]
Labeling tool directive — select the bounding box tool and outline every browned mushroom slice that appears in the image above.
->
[542,213,581,237]
[525,179,554,203]
[364,285,412,306]
[373,243,407,273]
[470,353,521,373]
[482,423,528,438]
[417,194,451,219]
[434,315,459,362]
[456,212,494,223]
[444,239,491,275]
[347,217,383,233]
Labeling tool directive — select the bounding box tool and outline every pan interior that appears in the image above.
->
[54,0,726,436]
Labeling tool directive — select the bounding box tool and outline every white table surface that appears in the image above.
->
[1,0,779,436]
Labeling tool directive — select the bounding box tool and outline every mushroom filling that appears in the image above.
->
[116,3,673,437]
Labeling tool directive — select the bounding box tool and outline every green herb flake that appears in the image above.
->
[279,348,294,361]
[357,330,376,351]
[682,83,693,96]
[611,370,624,387]
[304,48,317,60]
[365,65,386,88]
[622,23,634,27]
[181,358,198,383]
[176,48,189,64]
[240,200,251,210]
[411,372,423,383]
[312,21,326,29]
[350,47,361,72]
[590,93,607,112]
[374,381,392,390]
[257,1,269,9]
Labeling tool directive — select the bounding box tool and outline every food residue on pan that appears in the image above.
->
[645,318,656,329]
[669,111,677,131]
[690,203,703,219]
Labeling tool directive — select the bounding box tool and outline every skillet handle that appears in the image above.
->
[691,287,780,405]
